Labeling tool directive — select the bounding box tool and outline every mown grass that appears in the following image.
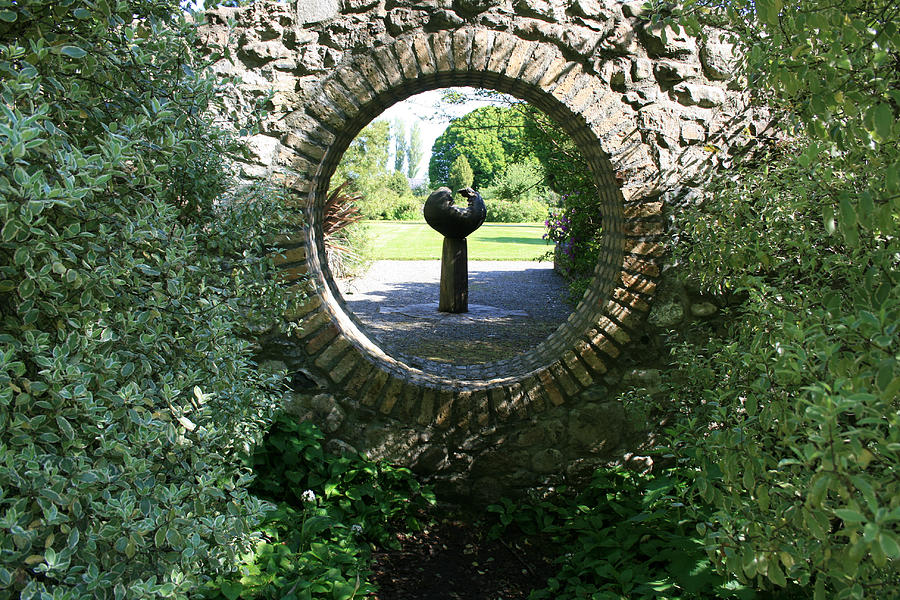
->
[363,220,553,261]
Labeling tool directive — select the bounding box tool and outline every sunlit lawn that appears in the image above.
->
[363,220,553,261]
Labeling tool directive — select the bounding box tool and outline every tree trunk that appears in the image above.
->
[439,237,467,313]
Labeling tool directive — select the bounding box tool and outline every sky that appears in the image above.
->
[371,87,511,179]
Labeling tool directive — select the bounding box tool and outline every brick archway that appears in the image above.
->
[275,28,662,430]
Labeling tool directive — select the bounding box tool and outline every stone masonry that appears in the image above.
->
[197,0,767,501]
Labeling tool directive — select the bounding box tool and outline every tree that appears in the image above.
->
[0,1,294,597]
[447,154,474,192]
[392,119,408,173]
[641,1,899,597]
[428,105,529,189]
[407,121,425,179]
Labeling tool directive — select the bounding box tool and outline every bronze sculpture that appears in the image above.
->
[423,187,486,313]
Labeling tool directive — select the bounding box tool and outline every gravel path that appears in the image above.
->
[336,260,571,365]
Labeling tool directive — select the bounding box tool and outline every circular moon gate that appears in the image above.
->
[284,28,662,427]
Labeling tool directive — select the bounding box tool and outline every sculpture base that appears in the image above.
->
[439,237,467,313]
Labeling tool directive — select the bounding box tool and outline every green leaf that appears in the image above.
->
[873,103,893,140]
[0,10,16,22]
[59,45,87,58]
[220,581,243,600]
[834,509,866,524]
[880,532,900,558]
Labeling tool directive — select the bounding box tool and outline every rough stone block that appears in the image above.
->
[412,35,437,76]
[673,82,726,108]
[351,56,389,97]
[306,324,339,354]
[621,273,657,296]
[418,388,436,426]
[393,37,419,81]
[329,348,361,384]
[374,46,405,88]
[452,28,475,72]
[342,359,375,395]
[550,361,581,395]
[360,368,389,407]
[435,389,454,429]
[562,351,594,387]
[574,340,607,374]
[537,368,566,406]
[314,336,351,371]
[378,377,404,415]
[486,32,517,74]
[504,38,536,79]
[431,31,454,73]
[297,0,339,24]
[454,390,473,430]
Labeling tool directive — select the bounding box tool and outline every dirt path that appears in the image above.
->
[336,260,571,364]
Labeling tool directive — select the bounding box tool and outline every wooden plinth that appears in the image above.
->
[439,237,467,313]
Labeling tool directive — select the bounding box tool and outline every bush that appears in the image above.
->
[484,198,548,223]
[0,2,295,597]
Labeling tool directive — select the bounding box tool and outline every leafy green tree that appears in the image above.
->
[447,154,474,192]
[392,119,408,173]
[407,121,425,179]
[0,1,295,597]
[428,105,529,188]
[640,1,899,597]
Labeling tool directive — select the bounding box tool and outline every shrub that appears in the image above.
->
[0,1,296,597]
[485,198,548,223]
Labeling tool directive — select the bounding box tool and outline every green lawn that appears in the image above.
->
[363,220,553,261]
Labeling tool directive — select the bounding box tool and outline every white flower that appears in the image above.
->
[301,489,316,503]
[351,524,363,533]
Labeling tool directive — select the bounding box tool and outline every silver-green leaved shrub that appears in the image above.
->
[0,1,298,597]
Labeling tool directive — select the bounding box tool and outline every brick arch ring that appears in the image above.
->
[277,27,663,431]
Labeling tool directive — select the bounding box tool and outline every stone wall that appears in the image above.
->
[196,0,767,501]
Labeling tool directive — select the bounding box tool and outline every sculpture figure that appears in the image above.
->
[423,187,486,313]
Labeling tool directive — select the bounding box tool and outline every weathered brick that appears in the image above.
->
[627,221,665,236]
[623,255,661,277]
[272,246,307,267]
[506,382,529,420]
[395,383,420,422]
[490,387,511,421]
[613,287,651,312]
[521,43,558,86]
[314,336,350,371]
[521,375,548,414]
[550,361,581,396]
[621,273,658,295]
[435,389,454,429]
[537,56,572,89]
[378,377,404,415]
[486,32,517,74]
[372,46,404,88]
[575,340,608,374]
[360,368,389,407]
[452,28,475,72]
[322,79,360,117]
[329,348,361,384]
[342,359,375,395]
[338,56,390,98]
[306,324,338,355]
[418,388,436,426]
[412,34,436,76]
[432,31,454,73]
[624,202,664,219]
[504,38,536,79]
[394,37,419,81]
[624,239,666,258]
[562,351,594,387]
[294,310,329,339]
[473,389,490,429]
[537,369,566,406]
[471,29,492,73]
[454,390,473,430]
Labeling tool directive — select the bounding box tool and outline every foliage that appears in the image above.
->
[543,193,603,301]
[322,182,368,278]
[0,0,297,597]
[205,416,435,599]
[406,122,425,179]
[641,0,900,597]
[488,467,768,599]
[363,222,551,261]
[447,154,474,193]
[428,105,529,189]
[484,199,548,223]
[333,121,419,221]
[392,120,408,174]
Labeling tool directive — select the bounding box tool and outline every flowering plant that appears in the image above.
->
[544,192,603,297]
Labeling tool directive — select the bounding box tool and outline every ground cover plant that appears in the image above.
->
[362,221,553,261]
[203,416,435,600]
[487,467,777,600]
